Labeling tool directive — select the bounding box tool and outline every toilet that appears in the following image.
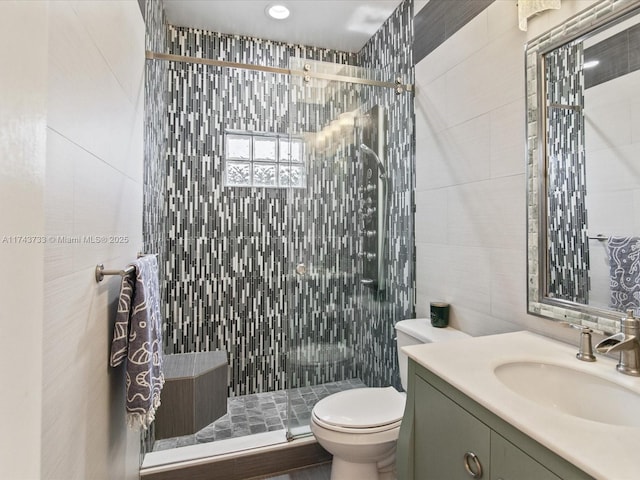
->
[310,318,470,480]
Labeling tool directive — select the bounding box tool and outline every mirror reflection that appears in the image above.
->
[527,0,640,333]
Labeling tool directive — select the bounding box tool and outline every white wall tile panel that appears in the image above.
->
[71,0,146,103]
[489,247,527,320]
[42,1,144,479]
[444,35,524,128]
[415,189,447,243]
[45,131,76,282]
[417,10,489,85]
[414,0,602,340]
[415,243,451,316]
[447,176,523,250]
[490,99,526,178]
[0,2,47,478]
[48,1,143,182]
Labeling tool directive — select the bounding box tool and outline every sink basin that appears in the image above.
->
[494,362,640,427]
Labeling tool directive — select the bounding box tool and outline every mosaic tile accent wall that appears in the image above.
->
[357,0,415,390]
[545,43,590,304]
[143,0,167,289]
[163,2,414,396]
[142,0,167,457]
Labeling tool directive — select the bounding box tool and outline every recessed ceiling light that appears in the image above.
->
[266,4,290,20]
[584,60,600,69]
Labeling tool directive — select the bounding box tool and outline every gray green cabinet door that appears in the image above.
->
[491,432,560,480]
[415,377,491,479]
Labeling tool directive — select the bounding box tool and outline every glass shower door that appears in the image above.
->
[284,59,383,439]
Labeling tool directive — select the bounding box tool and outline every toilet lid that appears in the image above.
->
[312,387,406,429]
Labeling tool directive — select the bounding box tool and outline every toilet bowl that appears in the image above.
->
[311,386,405,480]
[311,319,470,480]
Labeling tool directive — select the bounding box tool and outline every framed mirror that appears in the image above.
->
[526,0,640,334]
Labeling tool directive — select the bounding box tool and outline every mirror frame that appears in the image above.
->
[526,0,640,334]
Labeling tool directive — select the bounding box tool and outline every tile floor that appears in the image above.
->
[153,378,366,452]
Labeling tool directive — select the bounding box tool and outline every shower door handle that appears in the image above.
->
[295,263,306,275]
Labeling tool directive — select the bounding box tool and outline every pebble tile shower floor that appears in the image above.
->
[153,378,366,451]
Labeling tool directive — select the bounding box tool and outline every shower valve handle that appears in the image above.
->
[295,263,306,275]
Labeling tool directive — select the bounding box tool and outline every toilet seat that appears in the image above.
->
[312,412,402,434]
[312,387,406,433]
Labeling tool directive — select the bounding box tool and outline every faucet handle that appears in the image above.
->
[572,325,596,362]
[620,309,639,334]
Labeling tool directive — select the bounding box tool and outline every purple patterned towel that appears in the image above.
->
[608,236,640,315]
[110,255,164,430]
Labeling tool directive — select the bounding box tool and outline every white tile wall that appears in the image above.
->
[414,0,429,17]
[0,2,48,479]
[414,0,604,342]
[42,1,144,479]
[490,99,525,178]
[48,1,144,183]
[584,69,640,310]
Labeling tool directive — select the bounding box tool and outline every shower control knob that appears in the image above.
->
[295,263,306,275]
[366,253,377,261]
[366,184,375,192]
[365,230,376,238]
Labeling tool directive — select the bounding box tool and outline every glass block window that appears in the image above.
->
[224,131,306,188]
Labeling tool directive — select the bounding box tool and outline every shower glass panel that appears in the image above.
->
[285,58,411,439]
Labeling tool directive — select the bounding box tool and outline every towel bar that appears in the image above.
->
[588,234,607,242]
[95,253,157,283]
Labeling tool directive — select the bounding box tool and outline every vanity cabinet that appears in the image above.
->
[398,359,592,480]
[490,431,559,480]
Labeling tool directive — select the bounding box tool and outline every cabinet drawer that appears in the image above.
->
[415,377,490,479]
[491,432,560,480]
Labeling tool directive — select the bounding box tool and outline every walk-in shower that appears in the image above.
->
[140,1,414,469]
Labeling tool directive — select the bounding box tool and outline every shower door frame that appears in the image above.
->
[284,57,398,440]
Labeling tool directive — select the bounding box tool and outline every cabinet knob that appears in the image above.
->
[463,451,483,478]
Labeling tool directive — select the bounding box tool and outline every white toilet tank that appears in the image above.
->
[395,319,470,390]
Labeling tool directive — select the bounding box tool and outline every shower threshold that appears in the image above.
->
[152,378,366,452]
[142,429,289,470]
[142,378,365,476]
[140,430,331,480]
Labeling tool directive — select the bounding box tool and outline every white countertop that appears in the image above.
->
[403,331,640,480]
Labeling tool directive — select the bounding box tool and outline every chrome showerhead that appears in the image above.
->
[359,143,387,178]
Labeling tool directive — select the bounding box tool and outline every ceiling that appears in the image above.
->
[163,0,405,53]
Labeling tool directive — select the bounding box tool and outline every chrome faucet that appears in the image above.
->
[595,310,640,376]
